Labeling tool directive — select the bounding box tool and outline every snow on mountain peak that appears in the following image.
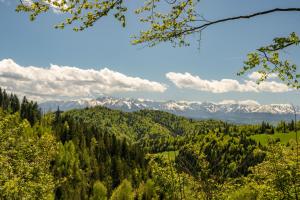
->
[39,97,300,124]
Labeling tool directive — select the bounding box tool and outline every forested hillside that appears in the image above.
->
[0,89,299,199]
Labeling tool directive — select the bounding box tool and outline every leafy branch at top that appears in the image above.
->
[15,0,127,31]
[132,3,300,47]
[238,33,300,90]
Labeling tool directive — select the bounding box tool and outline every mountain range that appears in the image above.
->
[39,97,300,124]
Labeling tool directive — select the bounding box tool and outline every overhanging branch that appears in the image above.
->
[176,8,300,37]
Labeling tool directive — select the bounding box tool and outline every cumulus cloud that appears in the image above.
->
[166,72,290,93]
[15,0,66,13]
[248,71,277,81]
[0,59,167,101]
[22,0,34,5]
[218,100,260,106]
[45,0,70,13]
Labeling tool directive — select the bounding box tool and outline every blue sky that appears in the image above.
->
[0,0,299,105]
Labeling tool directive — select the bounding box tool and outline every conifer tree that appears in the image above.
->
[90,181,107,200]
[110,179,134,200]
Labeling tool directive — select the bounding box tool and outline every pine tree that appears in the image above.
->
[2,90,9,111]
[10,94,20,113]
[90,181,107,200]
[54,106,62,124]
[110,179,134,200]
[20,96,41,126]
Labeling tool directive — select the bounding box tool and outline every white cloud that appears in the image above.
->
[46,0,70,13]
[166,72,290,93]
[23,0,33,5]
[0,59,167,101]
[218,100,260,106]
[248,71,277,81]
[16,0,66,13]
[238,100,261,106]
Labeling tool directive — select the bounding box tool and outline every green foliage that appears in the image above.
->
[0,88,20,113]
[147,157,183,200]
[224,142,300,200]
[136,179,158,200]
[0,109,57,199]
[133,0,200,47]
[90,180,108,200]
[52,106,148,199]
[16,0,127,30]
[147,152,210,199]
[20,96,41,126]
[110,179,134,200]
[249,142,299,199]
[227,185,259,200]
[154,151,178,161]
[177,133,265,180]
[239,32,300,89]
[53,141,85,200]
[0,87,41,125]
[57,106,172,141]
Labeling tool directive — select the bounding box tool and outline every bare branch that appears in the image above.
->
[175,8,300,37]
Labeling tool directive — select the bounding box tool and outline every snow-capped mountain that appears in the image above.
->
[39,97,300,124]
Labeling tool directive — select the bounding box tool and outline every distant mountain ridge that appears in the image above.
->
[39,97,300,124]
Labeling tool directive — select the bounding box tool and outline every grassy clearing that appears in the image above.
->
[250,132,298,146]
[154,151,179,161]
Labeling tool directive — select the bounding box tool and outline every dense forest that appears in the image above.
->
[0,88,299,199]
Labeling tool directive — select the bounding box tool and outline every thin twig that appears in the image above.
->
[173,8,300,37]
